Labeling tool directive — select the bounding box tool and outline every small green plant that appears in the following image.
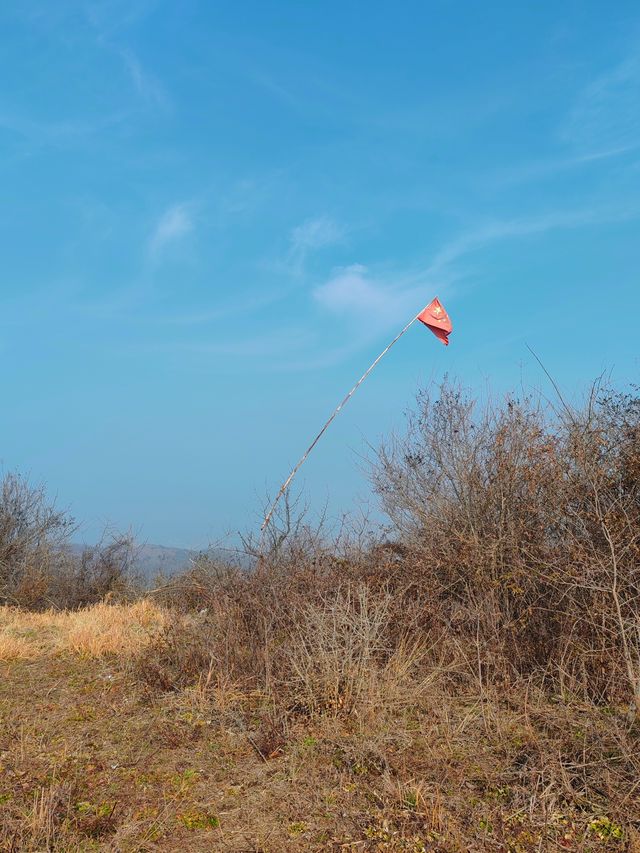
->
[177,810,219,830]
[401,784,425,812]
[179,768,198,782]
[488,785,511,803]
[587,816,623,842]
[171,768,199,792]
[75,801,113,817]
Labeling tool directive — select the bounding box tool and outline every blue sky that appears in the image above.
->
[2,1,639,548]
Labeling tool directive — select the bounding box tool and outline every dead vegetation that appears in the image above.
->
[1,379,640,850]
[0,472,138,611]
[0,599,166,660]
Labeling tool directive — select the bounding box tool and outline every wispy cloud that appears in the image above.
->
[426,206,639,277]
[313,264,415,320]
[129,199,640,370]
[125,325,314,362]
[140,288,288,327]
[311,210,605,325]
[287,216,344,274]
[0,109,126,150]
[481,145,636,190]
[479,42,640,190]
[148,203,194,260]
[561,48,640,154]
[120,48,170,110]
[312,202,640,345]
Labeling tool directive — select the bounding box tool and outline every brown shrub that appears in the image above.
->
[372,380,640,712]
[0,474,140,610]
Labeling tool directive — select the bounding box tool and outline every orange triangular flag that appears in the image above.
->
[417,297,452,345]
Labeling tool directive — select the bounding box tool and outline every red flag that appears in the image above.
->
[417,297,452,345]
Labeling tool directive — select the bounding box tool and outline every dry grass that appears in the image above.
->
[1,599,639,850]
[284,586,439,719]
[0,599,166,660]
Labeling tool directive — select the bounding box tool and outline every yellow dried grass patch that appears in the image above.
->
[0,600,167,660]
[0,633,35,660]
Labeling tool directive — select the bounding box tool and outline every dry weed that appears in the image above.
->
[284,586,439,721]
[0,599,166,660]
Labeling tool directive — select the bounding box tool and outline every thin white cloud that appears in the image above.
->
[148,203,194,259]
[291,216,343,253]
[427,206,639,276]
[0,110,126,148]
[313,264,432,335]
[481,145,636,190]
[126,326,313,360]
[484,43,640,190]
[287,216,344,274]
[314,265,394,315]
[312,203,640,336]
[562,49,640,154]
[120,48,170,110]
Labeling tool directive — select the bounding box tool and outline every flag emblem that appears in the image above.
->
[417,297,452,345]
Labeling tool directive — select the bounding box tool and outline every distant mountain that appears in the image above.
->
[66,542,250,580]
[132,544,196,578]
[66,542,193,579]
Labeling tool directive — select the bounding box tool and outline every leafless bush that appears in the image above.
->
[0,471,139,609]
[148,514,377,697]
[552,387,640,712]
[130,378,640,734]
[372,379,640,712]
[0,471,75,606]
[52,533,140,609]
[284,585,435,719]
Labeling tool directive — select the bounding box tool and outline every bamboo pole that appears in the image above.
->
[261,312,420,533]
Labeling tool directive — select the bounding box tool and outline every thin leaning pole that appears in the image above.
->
[261,311,420,533]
